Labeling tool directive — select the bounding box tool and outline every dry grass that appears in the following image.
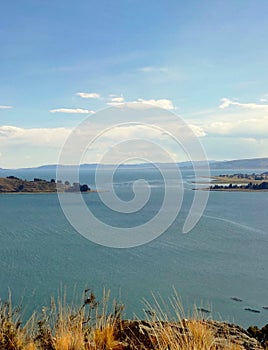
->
[137,290,244,350]
[0,289,257,350]
[53,308,85,350]
[0,290,123,350]
[139,290,216,350]
[149,320,216,350]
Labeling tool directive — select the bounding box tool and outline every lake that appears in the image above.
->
[0,167,267,327]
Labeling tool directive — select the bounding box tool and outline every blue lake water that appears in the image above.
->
[0,167,267,327]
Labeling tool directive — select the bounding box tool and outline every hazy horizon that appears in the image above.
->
[1,156,268,171]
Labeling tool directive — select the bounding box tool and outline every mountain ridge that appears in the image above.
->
[1,157,268,171]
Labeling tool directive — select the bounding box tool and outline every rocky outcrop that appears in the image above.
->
[117,319,263,349]
[205,320,263,349]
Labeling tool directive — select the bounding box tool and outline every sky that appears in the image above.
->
[1,0,268,168]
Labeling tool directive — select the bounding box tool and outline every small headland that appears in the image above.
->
[0,176,91,193]
[197,172,268,192]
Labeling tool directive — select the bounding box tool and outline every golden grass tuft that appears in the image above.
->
[150,321,216,350]
[139,289,244,350]
[0,289,259,350]
[22,342,37,350]
[140,290,216,350]
[186,320,216,349]
[93,326,123,350]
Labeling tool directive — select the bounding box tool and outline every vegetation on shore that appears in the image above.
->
[0,176,90,193]
[197,172,268,192]
[209,181,268,191]
[0,290,266,350]
[212,173,268,184]
[248,324,268,349]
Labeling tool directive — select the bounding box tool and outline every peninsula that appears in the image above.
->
[207,172,268,192]
[0,176,91,193]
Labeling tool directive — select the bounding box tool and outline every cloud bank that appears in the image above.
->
[76,92,101,99]
[107,97,175,110]
[2,96,268,167]
[219,98,268,110]
[0,125,71,147]
[50,108,95,114]
[0,105,13,109]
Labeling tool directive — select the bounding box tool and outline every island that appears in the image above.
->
[207,172,268,191]
[0,176,91,193]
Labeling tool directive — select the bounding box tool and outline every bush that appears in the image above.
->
[248,323,268,348]
[80,184,89,192]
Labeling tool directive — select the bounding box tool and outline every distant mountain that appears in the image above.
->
[9,162,212,171]
[1,157,268,172]
[208,157,268,170]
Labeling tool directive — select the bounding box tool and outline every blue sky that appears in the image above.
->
[1,0,268,168]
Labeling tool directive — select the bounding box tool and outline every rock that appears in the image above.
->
[117,319,263,349]
[205,320,263,349]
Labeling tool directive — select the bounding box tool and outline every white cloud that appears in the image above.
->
[80,124,190,164]
[0,126,72,168]
[110,96,124,103]
[137,98,175,110]
[0,125,71,146]
[107,98,175,110]
[219,98,268,110]
[76,92,101,99]
[107,96,125,106]
[0,105,13,109]
[219,98,233,109]
[202,136,268,161]
[138,66,167,73]
[203,116,268,138]
[4,94,268,168]
[201,97,268,138]
[0,122,198,168]
[50,108,95,114]
[188,124,206,137]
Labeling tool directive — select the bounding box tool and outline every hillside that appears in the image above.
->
[209,157,268,169]
[1,157,268,174]
[0,176,90,193]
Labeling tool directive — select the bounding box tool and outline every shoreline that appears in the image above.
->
[194,173,268,192]
[196,188,268,192]
[0,176,100,194]
[0,189,103,195]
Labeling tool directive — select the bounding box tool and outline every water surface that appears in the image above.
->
[0,168,267,327]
